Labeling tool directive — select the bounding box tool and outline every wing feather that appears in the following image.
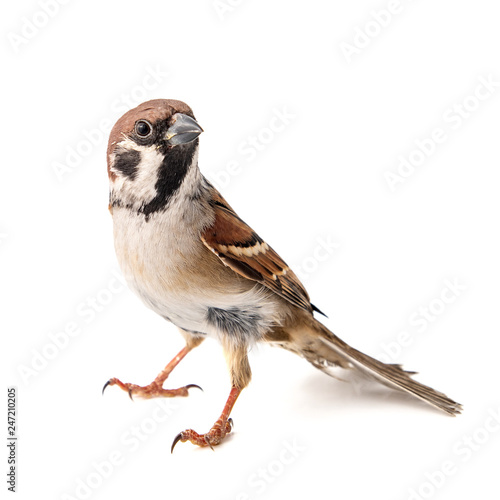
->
[201,187,313,313]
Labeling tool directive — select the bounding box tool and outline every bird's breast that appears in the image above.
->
[111,207,284,341]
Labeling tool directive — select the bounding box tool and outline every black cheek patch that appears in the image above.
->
[140,140,197,220]
[114,149,141,179]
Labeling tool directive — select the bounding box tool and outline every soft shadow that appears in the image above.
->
[290,370,443,417]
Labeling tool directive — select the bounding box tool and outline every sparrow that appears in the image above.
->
[103,99,462,451]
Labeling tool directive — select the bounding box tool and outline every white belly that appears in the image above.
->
[112,207,284,344]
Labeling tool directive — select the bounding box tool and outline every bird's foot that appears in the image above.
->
[102,377,202,400]
[171,418,233,452]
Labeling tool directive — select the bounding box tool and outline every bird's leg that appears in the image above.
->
[103,337,204,400]
[171,385,241,451]
[171,342,250,451]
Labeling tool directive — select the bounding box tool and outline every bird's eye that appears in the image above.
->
[135,120,153,137]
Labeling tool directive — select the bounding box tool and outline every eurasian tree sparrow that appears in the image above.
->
[103,99,461,451]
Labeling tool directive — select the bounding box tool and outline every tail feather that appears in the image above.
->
[308,322,462,416]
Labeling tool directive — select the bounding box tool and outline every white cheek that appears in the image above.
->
[130,147,164,202]
[110,138,164,207]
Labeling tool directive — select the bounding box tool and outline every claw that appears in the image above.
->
[171,432,183,454]
[102,379,112,395]
[186,384,203,392]
[169,386,240,451]
[128,388,134,401]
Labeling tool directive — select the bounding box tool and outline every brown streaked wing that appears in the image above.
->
[201,187,313,313]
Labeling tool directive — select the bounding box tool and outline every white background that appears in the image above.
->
[2,1,500,499]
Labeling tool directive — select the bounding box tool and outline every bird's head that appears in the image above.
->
[107,99,203,217]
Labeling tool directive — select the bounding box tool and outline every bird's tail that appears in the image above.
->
[297,319,462,416]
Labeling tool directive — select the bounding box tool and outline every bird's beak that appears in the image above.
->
[165,113,203,145]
